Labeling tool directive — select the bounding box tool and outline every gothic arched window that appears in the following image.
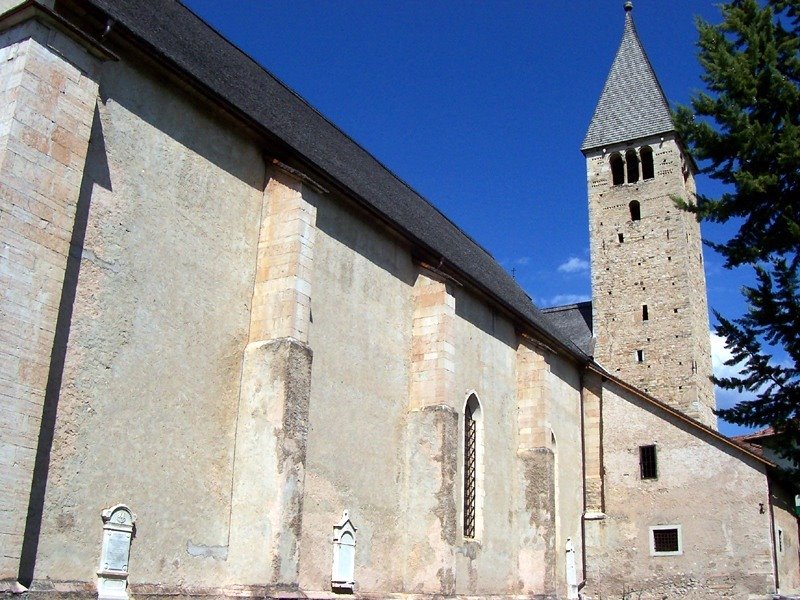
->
[626,149,640,183]
[463,393,483,539]
[629,200,641,221]
[640,146,654,180]
[610,153,624,185]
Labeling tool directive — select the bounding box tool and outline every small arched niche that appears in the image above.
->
[625,149,640,183]
[629,200,641,221]
[640,145,654,180]
[610,152,624,186]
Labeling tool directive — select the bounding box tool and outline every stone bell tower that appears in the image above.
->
[582,2,715,428]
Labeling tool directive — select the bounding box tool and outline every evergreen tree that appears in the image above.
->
[674,0,799,474]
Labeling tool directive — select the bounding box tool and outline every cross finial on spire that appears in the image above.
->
[624,1,633,12]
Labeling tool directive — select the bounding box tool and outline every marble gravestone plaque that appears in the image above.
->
[104,531,130,572]
[97,505,136,600]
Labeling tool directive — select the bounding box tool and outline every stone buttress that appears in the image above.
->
[228,163,316,590]
[0,3,111,588]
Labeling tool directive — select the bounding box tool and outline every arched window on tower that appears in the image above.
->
[610,153,624,185]
[640,146,654,180]
[463,393,483,539]
[626,149,639,183]
[629,200,641,221]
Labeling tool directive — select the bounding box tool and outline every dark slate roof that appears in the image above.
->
[65,0,590,362]
[581,6,674,152]
[541,302,595,356]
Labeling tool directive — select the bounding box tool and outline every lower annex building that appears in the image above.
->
[0,1,797,599]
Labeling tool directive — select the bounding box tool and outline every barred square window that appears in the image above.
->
[649,525,682,556]
[639,444,657,479]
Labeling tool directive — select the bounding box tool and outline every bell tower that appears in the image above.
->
[582,2,715,428]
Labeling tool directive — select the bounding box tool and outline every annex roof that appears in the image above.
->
[541,302,595,356]
[581,4,674,152]
[54,0,590,362]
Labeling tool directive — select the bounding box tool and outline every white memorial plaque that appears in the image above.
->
[105,531,130,572]
[331,510,357,591]
[97,504,136,600]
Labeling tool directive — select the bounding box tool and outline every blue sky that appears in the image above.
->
[181,1,759,435]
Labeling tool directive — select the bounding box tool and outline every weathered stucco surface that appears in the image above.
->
[34,55,265,588]
[299,190,415,594]
[773,483,800,595]
[584,380,775,599]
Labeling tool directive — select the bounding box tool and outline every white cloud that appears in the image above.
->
[710,331,752,412]
[540,293,591,307]
[514,257,531,266]
[710,332,746,381]
[557,257,589,274]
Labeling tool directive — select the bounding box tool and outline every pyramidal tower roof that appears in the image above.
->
[581,2,674,152]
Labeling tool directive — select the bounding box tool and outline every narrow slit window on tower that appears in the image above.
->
[626,149,639,183]
[640,145,655,179]
[642,304,649,321]
[639,444,657,479]
[636,349,644,363]
[463,400,477,539]
[618,233,624,243]
[629,200,641,221]
[610,152,624,185]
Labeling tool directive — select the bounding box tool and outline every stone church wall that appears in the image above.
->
[32,54,267,590]
[298,191,587,596]
[299,188,417,593]
[584,379,775,599]
[1,3,790,599]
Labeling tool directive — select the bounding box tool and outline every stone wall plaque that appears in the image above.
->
[97,504,136,600]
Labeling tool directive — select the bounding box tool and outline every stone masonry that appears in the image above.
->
[586,134,715,427]
[0,16,104,582]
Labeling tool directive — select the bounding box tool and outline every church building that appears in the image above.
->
[0,1,797,599]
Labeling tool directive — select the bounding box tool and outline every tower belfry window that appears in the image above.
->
[626,149,639,183]
[629,200,641,221]
[610,153,624,185]
[640,146,654,179]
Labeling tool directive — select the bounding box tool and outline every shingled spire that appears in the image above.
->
[581,2,674,151]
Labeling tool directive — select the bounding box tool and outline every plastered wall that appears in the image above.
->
[584,380,774,599]
[34,55,266,588]
[773,483,800,595]
[299,189,416,593]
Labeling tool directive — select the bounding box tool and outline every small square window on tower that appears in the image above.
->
[649,525,682,556]
[639,445,657,479]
